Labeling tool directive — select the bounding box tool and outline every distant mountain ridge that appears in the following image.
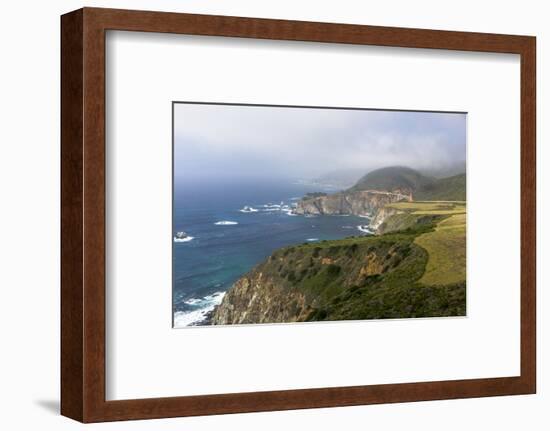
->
[350,166,434,194]
[309,162,466,191]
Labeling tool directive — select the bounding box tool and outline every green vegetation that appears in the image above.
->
[379,201,466,285]
[351,166,433,192]
[415,173,466,201]
[377,213,444,235]
[259,207,466,321]
[385,201,466,213]
[415,212,466,285]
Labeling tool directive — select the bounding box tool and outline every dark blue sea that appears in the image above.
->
[172,178,370,327]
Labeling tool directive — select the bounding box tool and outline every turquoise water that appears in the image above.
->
[172,179,369,326]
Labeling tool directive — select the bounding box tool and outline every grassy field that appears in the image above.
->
[385,201,466,286]
[386,201,466,213]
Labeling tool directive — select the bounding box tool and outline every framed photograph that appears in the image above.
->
[61,7,536,422]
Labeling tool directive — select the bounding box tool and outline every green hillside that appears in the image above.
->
[236,203,465,322]
[385,201,466,285]
[415,173,466,201]
[350,166,433,193]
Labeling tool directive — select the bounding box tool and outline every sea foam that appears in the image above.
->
[357,225,374,234]
[174,291,226,327]
[239,206,258,213]
[174,236,194,243]
[214,221,238,225]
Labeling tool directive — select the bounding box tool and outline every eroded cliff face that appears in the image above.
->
[211,270,312,325]
[369,206,402,232]
[294,190,409,217]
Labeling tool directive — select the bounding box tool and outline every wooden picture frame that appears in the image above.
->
[61,7,536,423]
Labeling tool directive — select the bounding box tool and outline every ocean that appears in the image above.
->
[172,178,371,327]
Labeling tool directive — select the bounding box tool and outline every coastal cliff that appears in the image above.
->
[210,208,466,325]
[210,270,312,325]
[294,190,410,217]
[369,206,402,232]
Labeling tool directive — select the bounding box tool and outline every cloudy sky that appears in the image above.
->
[174,103,466,182]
